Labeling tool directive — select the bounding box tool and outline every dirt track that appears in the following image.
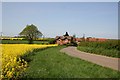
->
[61,46,120,71]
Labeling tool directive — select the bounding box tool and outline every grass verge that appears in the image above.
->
[77,40,119,58]
[20,46,119,78]
[77,46,119,58]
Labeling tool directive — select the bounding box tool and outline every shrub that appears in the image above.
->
[48,38,56,44]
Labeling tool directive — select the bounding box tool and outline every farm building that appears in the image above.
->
[86,37,107,42]
[55,36,73,45]
[55,32,73,45]
[55,32,107,45]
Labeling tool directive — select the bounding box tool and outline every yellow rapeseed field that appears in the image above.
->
[1,44,57,79]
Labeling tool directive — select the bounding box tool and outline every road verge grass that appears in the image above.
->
[77,40,119,58]
[21,46,119,78]
[77,46,119,58]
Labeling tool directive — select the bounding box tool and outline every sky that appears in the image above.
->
[1,0,120,2]
[2,2,118,39]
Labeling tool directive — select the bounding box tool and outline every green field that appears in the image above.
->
[1,40,49,44]
[77,40,120,58]
[20,46,119,78]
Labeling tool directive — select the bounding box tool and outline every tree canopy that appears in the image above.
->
[19,24,42,43]
[64,32,69,36]
[73,34,76,38]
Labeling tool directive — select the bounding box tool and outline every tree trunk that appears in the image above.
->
[29,39,33,44]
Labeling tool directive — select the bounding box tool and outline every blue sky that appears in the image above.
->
[1,0,120,2]
[2,2,118,39]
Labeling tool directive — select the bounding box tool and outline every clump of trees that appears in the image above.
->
[19,24,42,44]
[64,32,69,36]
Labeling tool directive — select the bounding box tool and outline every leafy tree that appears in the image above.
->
[73,34,76,38]
[19,24,42,44]
[64,32,69,36]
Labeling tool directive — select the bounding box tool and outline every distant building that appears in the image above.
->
[86,37,107,42]
[73,38,82,43]
[55,36,73,45]
[55,32,85,45]
[97,38,107,42]
[55,32,107,45]
[55,32,73,45]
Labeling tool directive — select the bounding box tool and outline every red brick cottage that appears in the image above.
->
[55,36,73,45]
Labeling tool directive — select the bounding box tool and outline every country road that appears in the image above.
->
[61,46,120,71]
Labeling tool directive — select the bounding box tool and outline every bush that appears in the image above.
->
[48,38,56,44]
[66,41,78,46]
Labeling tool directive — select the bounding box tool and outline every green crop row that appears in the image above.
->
[78,40,119,50]
[77,40,120,58]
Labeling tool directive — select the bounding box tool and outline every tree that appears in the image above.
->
[73,34,76,38]
[64,32,69,36]
[19,24,42,44]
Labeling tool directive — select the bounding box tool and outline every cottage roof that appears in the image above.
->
[55,36,59,40]
[55,36,73,40]
[66,36,72,40]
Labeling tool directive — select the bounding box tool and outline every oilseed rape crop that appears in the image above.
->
[1,44,57,79]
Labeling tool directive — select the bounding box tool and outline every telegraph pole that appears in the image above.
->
[83,34,85,38]
[83,33,85,41]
